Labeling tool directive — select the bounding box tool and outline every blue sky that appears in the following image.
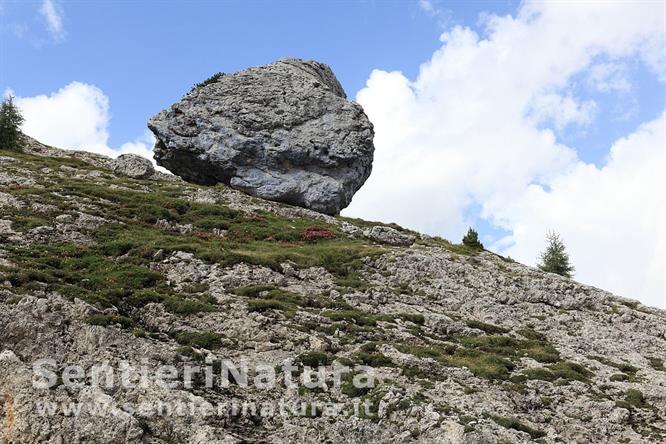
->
[2,0,514,146]
[1,0,664,308]
[2,0,660,167]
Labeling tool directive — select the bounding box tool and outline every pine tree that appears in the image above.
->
[462,227,483,250]
[0,96,25,151]
[537,231,574,278]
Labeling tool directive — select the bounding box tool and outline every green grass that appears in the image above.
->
[353,351,393,367]
[4,242,218,318]
[228,285,276,298]
[163,295,217,315]
[394,331,567,381]
[616,388,649,410]
[334,272,373,291]
[489,415,545,439]
[521,361,592,384]
[418,236,480,256]
[297,352,334,367]
[0,147,97,171]
[319,308,426,328]
[547,361,593,383]
[44,178,384,278]
[399,313,426,325]
[456,335,560,363]
[1,153,392,337]
[396,342,515,380]
[522,367,557,382]
[4,213,51,232]
[465,320,509,334]
[230,286,315,317]
[610,373,630,382]
[647,357,665,372]
[352,343,394,367]
[516,328,546,341]
[87,314,134,328]
[247,298,293,314]
[341,372,373,397]
[589,355,638,375]
[174,331,223,350]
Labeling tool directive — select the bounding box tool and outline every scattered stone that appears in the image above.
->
[31,202,58,213]
[364,226,416,246]
[153,249,165,261]
[0,219,15,235]
[155,219,194,235]
[55,214,74,224]
[111,153,155,179]
[0,192,23,209]
[75,213,110,231]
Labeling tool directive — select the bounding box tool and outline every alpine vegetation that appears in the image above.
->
[462,227,484,250]
[538,231,575,278]
[0,96,24,152]
[0,135,663,443]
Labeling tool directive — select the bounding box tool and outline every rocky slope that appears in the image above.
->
[0,137,665,443]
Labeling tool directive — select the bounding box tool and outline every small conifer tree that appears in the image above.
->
[537,231,574,278]
[0,96,25,151]
[462,227,483,250]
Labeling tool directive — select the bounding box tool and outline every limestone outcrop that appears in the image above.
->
[148,58,375,215]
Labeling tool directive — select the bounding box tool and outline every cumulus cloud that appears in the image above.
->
[495,113,665,309]
[586,63,632,93]
[38,0,64,42]
[13,82,156,163]
[16,82,110,151]
[346,1,665,307]
[528,94,597,130]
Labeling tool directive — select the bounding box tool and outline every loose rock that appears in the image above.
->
[111,153,155,179]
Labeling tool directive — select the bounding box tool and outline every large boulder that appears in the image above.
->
[148,58,374,214]
[111,153,155,179]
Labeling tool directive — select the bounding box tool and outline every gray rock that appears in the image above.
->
[155,218,194,235]
[0,192,23,209]
[148,58,375,215]
[0,219,15,235]
[111,153,155,179]
[364,226,416,246]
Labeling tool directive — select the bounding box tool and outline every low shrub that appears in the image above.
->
[175,331,222,350]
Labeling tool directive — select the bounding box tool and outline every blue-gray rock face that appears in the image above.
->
[148,58,374,214]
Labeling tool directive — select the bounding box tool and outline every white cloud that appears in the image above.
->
[418,0,436,15]
[16,82,110,151]
[417,0,452,28]
[346,1,665,307]
[586,62,631,93]
[528,94,597,130]
[13,82,156,164]
[38,0,64,42]
[495,113,665,309]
